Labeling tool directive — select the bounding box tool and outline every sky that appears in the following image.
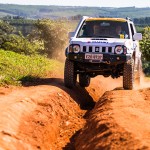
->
[0,0,149,8]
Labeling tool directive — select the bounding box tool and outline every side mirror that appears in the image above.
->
[133,33,142,41]
[68,32,75,39]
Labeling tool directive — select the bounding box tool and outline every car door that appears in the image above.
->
[129,23,141,68]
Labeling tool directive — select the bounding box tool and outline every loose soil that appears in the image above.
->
[0,76,149,150]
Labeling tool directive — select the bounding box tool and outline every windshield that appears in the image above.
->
[77,20,130,39]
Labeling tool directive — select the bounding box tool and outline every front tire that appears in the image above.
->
[123,58,135,90]
[79,74,90,87]
[64,59,77,88]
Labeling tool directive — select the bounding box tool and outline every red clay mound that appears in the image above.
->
[0,78,90,149]
[75,88,150,150]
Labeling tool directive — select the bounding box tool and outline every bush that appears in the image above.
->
[142,61,150,76]
[2,32,44,55]
[0,20,44,55]
[140,27,150,61]
[34,19,70,58]
[0,49,63,85]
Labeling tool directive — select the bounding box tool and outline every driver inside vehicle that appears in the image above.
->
[93,24,101,36]
[115,25,122,35]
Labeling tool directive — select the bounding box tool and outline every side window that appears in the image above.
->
[77,22,86,37]
[130,24,135,40]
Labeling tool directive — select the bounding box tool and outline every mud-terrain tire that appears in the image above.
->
[123,58,135,90]
[79,74,90,87]
[64,59,77,88]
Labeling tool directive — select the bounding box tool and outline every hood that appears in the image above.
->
[70,38,132,47]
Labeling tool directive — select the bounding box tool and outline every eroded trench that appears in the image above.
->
[1,76,149,150]
[16,76,122,150]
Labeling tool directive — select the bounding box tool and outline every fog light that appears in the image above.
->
[115,46,123,54]
[117,57,120,60]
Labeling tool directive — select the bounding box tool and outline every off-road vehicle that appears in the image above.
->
[64,16,142,90]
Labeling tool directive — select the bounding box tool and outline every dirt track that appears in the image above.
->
[0,76,149,150]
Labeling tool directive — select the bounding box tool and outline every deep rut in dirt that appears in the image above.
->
[0,76,150,150]
[0,76,119,150]
[0,77,103,149]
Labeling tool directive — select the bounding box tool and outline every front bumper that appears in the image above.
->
[67,53,131,64]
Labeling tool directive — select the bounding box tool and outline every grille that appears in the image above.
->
[82,46,115,53]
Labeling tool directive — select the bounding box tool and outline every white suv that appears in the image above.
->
[64,16,142,90]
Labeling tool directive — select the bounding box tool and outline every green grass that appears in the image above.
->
[0,49,63,85]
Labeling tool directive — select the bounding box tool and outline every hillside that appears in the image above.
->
[0,4,150,19]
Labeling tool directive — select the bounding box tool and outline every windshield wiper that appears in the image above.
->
[96,35,114,38]
[78,35,93,38]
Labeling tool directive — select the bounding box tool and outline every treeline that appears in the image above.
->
[2,16,150,37]
[0,4,150,19]
[2,17,36,36]
[134,17,150,26]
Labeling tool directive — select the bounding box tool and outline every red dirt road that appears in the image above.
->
[0,76,149,150]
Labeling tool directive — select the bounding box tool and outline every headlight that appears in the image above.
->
[69,45,80,53]
[115,46,123,54]
[73,45,80,53]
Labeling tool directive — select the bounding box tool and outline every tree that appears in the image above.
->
[0,20,14,45]
[34,19,70,58]
[140,27,150,61]
[2,32,44,55]
[0,20,44,55]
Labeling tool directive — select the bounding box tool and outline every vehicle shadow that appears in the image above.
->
[20,76,95,110]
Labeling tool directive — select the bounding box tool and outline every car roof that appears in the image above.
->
[86,18,127,22]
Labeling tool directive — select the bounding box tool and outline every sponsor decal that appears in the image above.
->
[91,41,109,44]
